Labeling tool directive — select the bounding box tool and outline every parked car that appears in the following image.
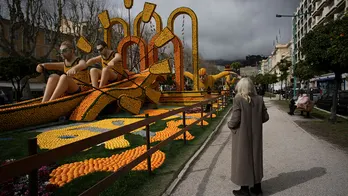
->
[282,88,300,99]
[310,88,322,103]
[0,89,9,105]
[316,90,348,115]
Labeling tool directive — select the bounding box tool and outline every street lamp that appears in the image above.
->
[276,12,311,98]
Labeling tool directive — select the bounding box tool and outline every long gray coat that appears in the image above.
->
[228,95,269,186]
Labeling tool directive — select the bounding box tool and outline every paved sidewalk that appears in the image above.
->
[171,98,348,196]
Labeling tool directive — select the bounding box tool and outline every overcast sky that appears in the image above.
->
[108,0,300,60]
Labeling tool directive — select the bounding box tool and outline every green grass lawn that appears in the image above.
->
[0,131,40,161]
[57,105,232,196]
[0,103,232,196]
[272,100,348,151]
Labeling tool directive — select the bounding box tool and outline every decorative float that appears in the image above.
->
[0,1,239,132]
[0,1,234,193]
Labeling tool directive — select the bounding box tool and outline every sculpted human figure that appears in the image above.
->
[86,40,123,88]
[184,66,239,91]
[36,41,89,103]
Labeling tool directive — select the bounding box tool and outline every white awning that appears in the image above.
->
[310,73,347,82]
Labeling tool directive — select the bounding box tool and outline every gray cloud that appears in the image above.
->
[109,0,300,60]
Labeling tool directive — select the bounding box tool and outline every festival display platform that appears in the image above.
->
[0,1,237,194]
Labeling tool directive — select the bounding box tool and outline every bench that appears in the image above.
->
[295,101,315,118]
[289,99,314,118]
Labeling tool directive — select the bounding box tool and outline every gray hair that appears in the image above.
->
[235,78,257,103]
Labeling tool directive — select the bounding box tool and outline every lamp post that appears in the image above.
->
[276,12,311,98]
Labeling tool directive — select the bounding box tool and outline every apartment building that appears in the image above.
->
[292,0,347,93]
[294,0,347,62]
[261,43,292,90]
[259,59,268,75]
[240,66,259,77]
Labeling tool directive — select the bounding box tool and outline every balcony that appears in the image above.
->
[317,14,323,21]
[312,6,320,16]
[316,13,326,25]
[327,0,335,8]
[335,0,345,8]
[316,0,327,11]
[325,0,336,17]
[312,17,316,26]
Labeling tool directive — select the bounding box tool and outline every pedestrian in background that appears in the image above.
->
[228,78,269,196]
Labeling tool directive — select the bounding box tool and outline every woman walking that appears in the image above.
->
[228,78,269,196]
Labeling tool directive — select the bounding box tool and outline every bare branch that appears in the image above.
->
[41,0,64,60]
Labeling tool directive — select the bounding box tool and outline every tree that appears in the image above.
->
[0,0,65,58]
[0,0,67,100]
[63,0,106,58]
[0,57,38,101]
[231,62,241,75]
[249,74,256,84]
[300,14,348,123]
[231,62,241,70]
[294,60,317,93]
[277,59,291,100]
[251,73,277,90]
[264,73,278,86]
[182,46,193,73]
[250,74,263,85]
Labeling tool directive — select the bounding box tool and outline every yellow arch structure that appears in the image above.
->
[133,11,163,37]
[168,7,199,90]
[104,18,130,47]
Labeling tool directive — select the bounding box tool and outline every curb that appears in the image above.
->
[162,105,233,196]
[314,106,348,120]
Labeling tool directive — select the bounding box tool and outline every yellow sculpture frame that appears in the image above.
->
[77,3,201,92]
[133,11,163,37]
[104,18,130,47]
[168,7,199,90]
